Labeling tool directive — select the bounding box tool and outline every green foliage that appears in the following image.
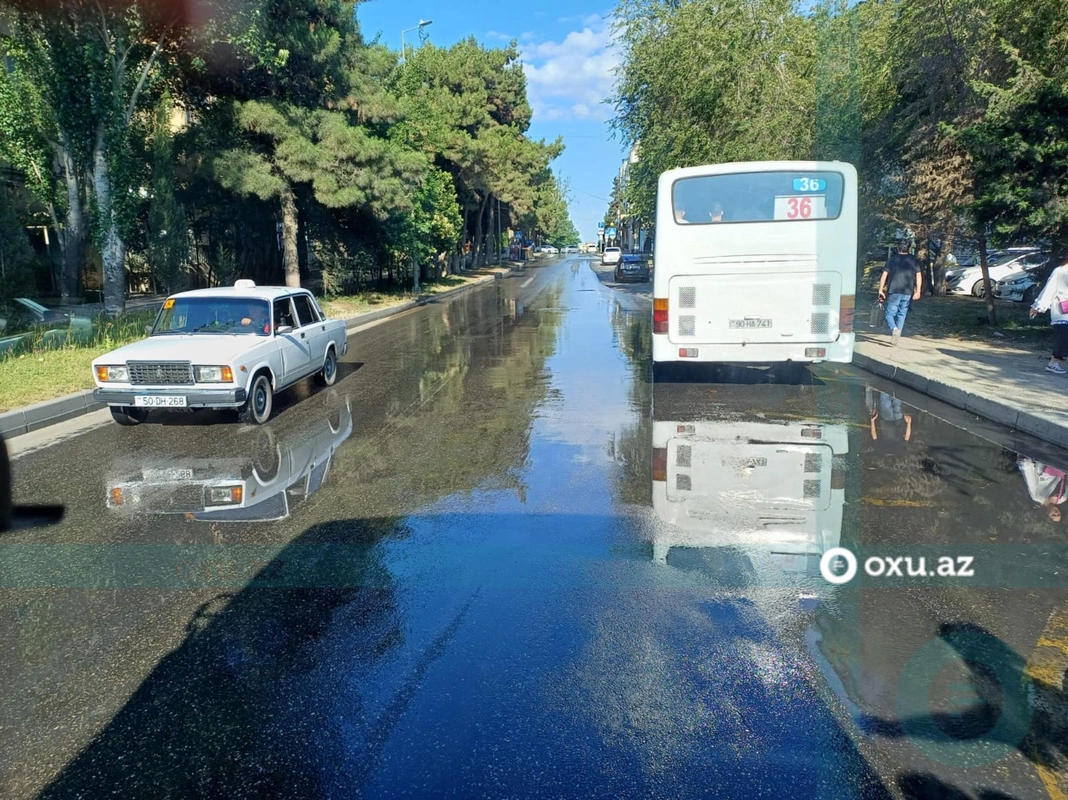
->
[612,0,816,221]
[958,72,1068,258]
[146,95,189,291]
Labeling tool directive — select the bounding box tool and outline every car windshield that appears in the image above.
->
[151,297,272,335]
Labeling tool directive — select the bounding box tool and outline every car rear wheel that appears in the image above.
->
[110,406,148,426]
[316,347,338,386]
[238,374,273,425]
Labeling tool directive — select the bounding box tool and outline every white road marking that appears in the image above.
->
[521,276,535,289]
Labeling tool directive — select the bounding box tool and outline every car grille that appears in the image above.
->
[127,361,194,385]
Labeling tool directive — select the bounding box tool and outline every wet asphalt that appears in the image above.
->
[3,256,1068,799]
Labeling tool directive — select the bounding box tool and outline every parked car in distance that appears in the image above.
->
[995,254,1056,304]
[0,297,90,335]
[602,247,622,266]
[945,248,1045,297]
[543,245,559,255]
[92,280,348,427]
[614,254,651,283]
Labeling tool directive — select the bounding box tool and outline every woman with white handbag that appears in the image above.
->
[1030,262,1068,374]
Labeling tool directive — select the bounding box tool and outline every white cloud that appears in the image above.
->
[519,14,619,124]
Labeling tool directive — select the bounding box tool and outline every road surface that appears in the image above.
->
[3,256,1067,799]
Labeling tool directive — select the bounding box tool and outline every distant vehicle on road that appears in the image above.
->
[543,245,559,255]
[947,248,1045,297]
[92,280,348,426]
[601,247,622,266]
[563,245,579,254]
[614,254,650,283]
[653,160,857,369]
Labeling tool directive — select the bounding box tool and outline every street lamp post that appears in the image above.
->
[400,19,433,64]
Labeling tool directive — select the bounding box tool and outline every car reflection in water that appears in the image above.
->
[106,396,353,521]
[651,382,848,594]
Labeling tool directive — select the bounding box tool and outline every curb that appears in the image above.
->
[0,267,514,440]
[854,350,1068,451]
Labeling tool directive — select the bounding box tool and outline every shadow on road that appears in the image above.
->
[653,362,824,386]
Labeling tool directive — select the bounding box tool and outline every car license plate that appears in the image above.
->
[133,395,187,407]
[729,319,773,329]
[143,468,194,481]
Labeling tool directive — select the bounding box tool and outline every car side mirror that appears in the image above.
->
[276,325,293,335]
[145,324,153,336]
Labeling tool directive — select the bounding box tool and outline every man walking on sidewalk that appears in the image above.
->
[878,236,923,345]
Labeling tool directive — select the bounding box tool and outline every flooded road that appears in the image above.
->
[3,257,1067,798]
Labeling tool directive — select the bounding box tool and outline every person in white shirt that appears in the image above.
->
[1030,262,1068,374]
[1017,457,1067,522]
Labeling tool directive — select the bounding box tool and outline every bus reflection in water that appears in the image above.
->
[650,384,848,591]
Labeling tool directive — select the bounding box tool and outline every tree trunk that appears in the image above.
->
[933,224,955,297]
[58,140,85,304]
[978,233,996,327]
[278,183,301,288]
[472,195,488,269]
[92,126,126,316]
[488,197,496,265]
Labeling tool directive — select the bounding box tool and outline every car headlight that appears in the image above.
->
[95,365,128,382]
[194,365,234,383]
[205,485,243,506]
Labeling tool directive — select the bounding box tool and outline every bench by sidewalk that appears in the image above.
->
[855,331,1068,449]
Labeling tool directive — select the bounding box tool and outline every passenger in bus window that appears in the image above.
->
[709,203,724,222]
[674,206,689,224]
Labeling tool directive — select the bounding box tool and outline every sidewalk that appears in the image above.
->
[855,330,1068,449]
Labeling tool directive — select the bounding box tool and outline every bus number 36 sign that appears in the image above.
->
[774,194,828,220]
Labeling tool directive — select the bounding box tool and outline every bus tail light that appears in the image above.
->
[652,447,667,481]
[653,298,669,334]
[839,294,855,332]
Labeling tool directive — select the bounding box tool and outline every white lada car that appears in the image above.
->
[92,281,348,426]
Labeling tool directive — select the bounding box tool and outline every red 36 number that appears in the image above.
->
[786,197,813,219]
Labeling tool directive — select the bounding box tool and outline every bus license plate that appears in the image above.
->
[729,319,772,329]
[134,395,187,407]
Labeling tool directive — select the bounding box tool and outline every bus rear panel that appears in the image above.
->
[652,161,858,366]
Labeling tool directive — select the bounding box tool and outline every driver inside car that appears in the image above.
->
[239,303,270,334]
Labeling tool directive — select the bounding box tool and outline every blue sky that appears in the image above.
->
[356,0,627,242]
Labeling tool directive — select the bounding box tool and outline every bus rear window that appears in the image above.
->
[672,171,845,224]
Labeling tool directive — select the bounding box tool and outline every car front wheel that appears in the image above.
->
[238,374,274,425]
[110,406,148,426]
[316,348,338,386]
[972,279,987,297]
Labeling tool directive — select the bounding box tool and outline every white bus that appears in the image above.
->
[651,402,848,586]
[652,161,857,368]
